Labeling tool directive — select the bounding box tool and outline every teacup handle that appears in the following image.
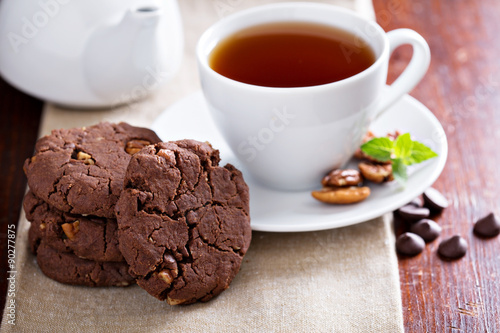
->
[374,29,431,119]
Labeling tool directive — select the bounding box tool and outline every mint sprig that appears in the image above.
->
[361,133,438,186]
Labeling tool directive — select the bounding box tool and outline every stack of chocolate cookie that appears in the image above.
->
[23,122,161,287]
[23,122,253,305]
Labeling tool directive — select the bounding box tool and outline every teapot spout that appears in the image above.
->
[125,6,162,27]
[84,2,182,106]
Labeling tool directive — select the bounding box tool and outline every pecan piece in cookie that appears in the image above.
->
[23,122,161,218]
[125,139,152,155]
[116,140,251,305]
[61,221,80,240]
[76,151,95,165]
[24,190,125,262]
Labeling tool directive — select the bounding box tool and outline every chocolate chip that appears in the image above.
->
[410,219,442,242]
[398,205,430,222]
[396,232,425,256]
[423,187,449,212]
[438,235,467,260]
[473,213,500,238]
[407,197,423,208]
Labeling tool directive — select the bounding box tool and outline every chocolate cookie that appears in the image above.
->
[35,241,134,287]
[116,140,252,305]
[24,191,124,262]
[24,122,161,218]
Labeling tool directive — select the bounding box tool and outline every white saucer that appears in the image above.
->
[152,91,448,232]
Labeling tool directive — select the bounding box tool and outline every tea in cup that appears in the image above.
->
[197,2,430,191]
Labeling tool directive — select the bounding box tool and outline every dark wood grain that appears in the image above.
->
[373,0,500,331]
[0,77,43,318]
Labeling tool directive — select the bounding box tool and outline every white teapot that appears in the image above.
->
[0,0,183,108]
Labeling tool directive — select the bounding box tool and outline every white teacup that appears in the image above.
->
[197,2,430,191]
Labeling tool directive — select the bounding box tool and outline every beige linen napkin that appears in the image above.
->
[2,1,404,332]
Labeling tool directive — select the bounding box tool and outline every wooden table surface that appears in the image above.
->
[1,0,499,331]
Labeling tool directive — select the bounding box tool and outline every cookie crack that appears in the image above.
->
[228,168,250,215]
[146,226,163,246]
[205,283,220,301]
[92,262,105,286]
[200,205,248,255]
[168,152,204,211]
[24,195,45,219]
[102,221,108,258]
[158,273,187,301]
[143,197,245,257]
[49,173,71,209]
[125,142,250,303]
[106,174,113,196]
[192,232,236,256]
[206,169,216,201]
[142,206,172,218]
[132,248,141,272]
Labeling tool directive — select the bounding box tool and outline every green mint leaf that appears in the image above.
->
[360,137,393,162]
[394,133,413,160]
[359,132,438,186]
[407,141,438,165]
[391,158,407,186]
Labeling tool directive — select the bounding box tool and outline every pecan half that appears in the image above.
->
[312,186,370,204]
[321,169,362,187]
[61,220,80,240]
[358,162,394,183]
[126,139,151,155]
[158,270,176,285]
[76,151,95,165]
